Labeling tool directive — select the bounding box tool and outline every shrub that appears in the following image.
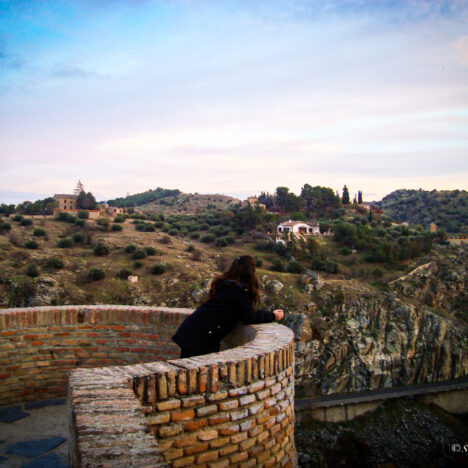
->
[186,245,195,252]
[13,215,24,222]
[93,243,110,256]
[190,232,200,240]
[191,248,203,261]
[270,259,285,272]
[72,232,84,243]
[340,247,351,255]
[124,244,137,253]
[287,260,304,274]
[57,238,73,248]
[88,268,105,281]
[33,228,46,237]
[26,263,39,277]
[116,268,133,279]
[373,268,383,278]
[113,214,126,223]
[25,239,39,249]
[57,212,68,221]
[215,238,228,248]
[254,257,263,268]
[150,263,166,275]
[78,210,89,219]
[111,224,123,231]
[159,235,172,245]
[75,218,85,226]
[0,220,11,233]
[20,218,32,226]
[168,228,179,236]
[66,214,76,223]
[132,249,147,260]
[133,260,143,268]
[201,234,215,243]
[144,246,156,256]
[224,235,235,244]
[97,218,111,231]
[45,257,64,270]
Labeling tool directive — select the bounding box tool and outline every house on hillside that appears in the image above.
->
[429,222,438,232]
[241,197,265,210]
[277,220,320,236]
[54,194,78,210]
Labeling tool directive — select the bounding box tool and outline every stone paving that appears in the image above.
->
[0,399,68,467]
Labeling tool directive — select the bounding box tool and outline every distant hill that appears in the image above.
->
[374,189,468,233]
[106,187,239,214]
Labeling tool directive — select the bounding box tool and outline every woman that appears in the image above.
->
[172,255,284,358]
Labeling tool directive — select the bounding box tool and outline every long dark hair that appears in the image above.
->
[205,255,260,311]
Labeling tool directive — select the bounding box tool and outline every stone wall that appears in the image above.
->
[0,305,296,467]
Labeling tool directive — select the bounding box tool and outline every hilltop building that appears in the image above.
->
[54,194,78,210]
[241,196,266,210]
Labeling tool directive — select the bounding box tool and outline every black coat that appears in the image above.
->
[172,279,275,354]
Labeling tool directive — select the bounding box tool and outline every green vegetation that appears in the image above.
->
[124,244,137,253]
[33,228,46,237]
[93,243,110,256]
[16,197,56,215]
[45,257,64,270]
[25,239,39,249]
[375,189,468,234]
[88,268,105,281]
[150,263,166,275]
[0,220,12,233]
[57,238,73,248]
[78,210,89,219]
[26,263,39,277]
[107,187,181,207]
[111,224,122,231]
[76,191,97,210]
[116,268,133,279]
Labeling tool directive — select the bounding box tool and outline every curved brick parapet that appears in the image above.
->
[0,306,296,467]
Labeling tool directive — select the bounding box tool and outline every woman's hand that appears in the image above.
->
[273,309,284,321]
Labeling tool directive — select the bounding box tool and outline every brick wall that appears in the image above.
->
[0,306,184,406]
[0,306,296,467]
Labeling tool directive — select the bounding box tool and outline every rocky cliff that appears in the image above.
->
[289,246,468,395]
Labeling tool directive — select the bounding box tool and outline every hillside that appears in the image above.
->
[106,187,240,215]
[374,189,468,234]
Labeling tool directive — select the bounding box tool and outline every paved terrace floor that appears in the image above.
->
[0,399,68,468]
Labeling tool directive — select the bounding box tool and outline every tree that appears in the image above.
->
[358,190,363,204]
[342,185,350,205]
[77,191,97,210]
[74,180,85,195]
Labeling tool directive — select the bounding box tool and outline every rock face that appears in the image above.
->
[290,249,468,395]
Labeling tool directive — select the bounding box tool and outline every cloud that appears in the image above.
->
[50,64,104,80]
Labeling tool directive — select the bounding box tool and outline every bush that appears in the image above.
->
[168,228,179,236]
[72,232,84,243]
[111,224,123,231]
[254,257,263,268]
[26,263,39,277]
[150,263,166,275]
[201,234,215,243]
[191,248,203,261]
[78,210,89,219]
[124,244,137,253]
[24,239,39,249]
[190,232,200,240]
[33,228,46,237]
[144,246,156,256]
[186,245,195,252]
[133,260,143,268]
[132,249,147,260]
[66,214,76,223]
[113,214,126,223]
[270,259,285,272]
[93,243,110,256]
[0,220,11,233]
[57,212,68,221]
[159,235,172,245]
[75,218,85,226]
[97,218,111,231]
[116,268,133,279]
[88,268,105,281]
[13,214,24,222]
[45,257,64,270]
[57,238,73,248]
[287,260,304,274]
[215,238,228,247]
[6,276,36,307]
[20,218,32,226]
[224,235,235,244]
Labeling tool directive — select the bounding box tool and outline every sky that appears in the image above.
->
[1,0,467,204]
